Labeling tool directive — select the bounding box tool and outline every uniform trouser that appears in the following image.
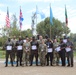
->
[40,52,46,65]
[53,51,59,65]
[66,51,73,66]
[5,50,13,66]
[30,50,38,66]
[46,52,53,65]
[16,50,23,66]
[12,48,17,61]
[22,52,30,65]
[59,50,65,66]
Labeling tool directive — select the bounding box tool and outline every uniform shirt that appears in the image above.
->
[65,41,73,52]
[30,40,39,51]
[46,41,53,52]
[5,41,13,50]
[16,40,23,50]
[23,42,30,52]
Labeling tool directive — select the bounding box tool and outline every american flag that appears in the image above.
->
[19,7,24,30]
[6,7,10,28]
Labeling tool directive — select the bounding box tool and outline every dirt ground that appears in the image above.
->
[0,59,76,75]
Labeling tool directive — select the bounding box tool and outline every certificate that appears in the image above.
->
[7,46,12,50]
[55,46,61,52]
[23,40,26,43]
[32,45,37,50]
[63,39,67,43]
[48,48,53,52]
[17,46,22,50]
[65,47,71,52]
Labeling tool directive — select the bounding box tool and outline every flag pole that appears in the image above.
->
[35,5,37,36]
[50,4,53,39]
[50,4,51,39]
[65,5,68,36]
[20,6,21,36]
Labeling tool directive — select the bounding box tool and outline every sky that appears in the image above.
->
[0,0,76,34]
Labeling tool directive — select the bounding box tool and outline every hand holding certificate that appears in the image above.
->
[55,46,61,52]
[65,47,71,52]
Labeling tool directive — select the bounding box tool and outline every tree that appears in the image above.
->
[21,29,33,38]
[36,17,70,39]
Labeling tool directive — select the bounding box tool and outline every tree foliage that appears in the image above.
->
[36,17,70,38]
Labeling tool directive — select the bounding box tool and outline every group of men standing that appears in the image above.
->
[4,35,74,67]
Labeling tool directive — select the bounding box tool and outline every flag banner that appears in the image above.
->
[50,5,53,25]
[6,7,10,28]
[65,5,68,26]
[19,6,24,30]
[35,6,45,19]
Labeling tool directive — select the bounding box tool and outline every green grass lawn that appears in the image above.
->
[0,50,5,59]
[74,51,76,56]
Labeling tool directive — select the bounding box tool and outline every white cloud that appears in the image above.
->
[0,3,5,7]
[0,10,6,27]
[68,17,76,33]
[22,24,31,31]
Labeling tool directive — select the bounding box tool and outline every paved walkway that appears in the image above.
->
[0,59,76,75]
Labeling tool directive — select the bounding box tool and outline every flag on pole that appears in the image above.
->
[65,5,68,26]
[50,5,53,25]
[6,7,10,28]
[19,6,24,30]
[35,6,45,19]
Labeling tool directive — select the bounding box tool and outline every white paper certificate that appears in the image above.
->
[17,46,22,50]
[23,40,26,43]
[48,48,53,52]
[32,45,37,50]
[65,47,71,52]
[55,46,61,52]
[63,39,67,43]
[7,46,12,50]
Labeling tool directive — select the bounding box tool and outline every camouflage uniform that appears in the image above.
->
[53,41,60,66]
[39,43,47,66]
[23,42,30,66]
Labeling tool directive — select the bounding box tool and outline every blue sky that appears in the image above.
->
[0,0,76,33]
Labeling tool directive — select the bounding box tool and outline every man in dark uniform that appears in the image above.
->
[65,37,74,67]
[45,38,53,66]
[5,37,14,67]
[59,38,66,66]
[16,36,23,67]
[30,36,39,66]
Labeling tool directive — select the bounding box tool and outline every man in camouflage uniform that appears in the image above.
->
[22,38,31,66]
[53,39,60,66]
[39,40,47,66]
